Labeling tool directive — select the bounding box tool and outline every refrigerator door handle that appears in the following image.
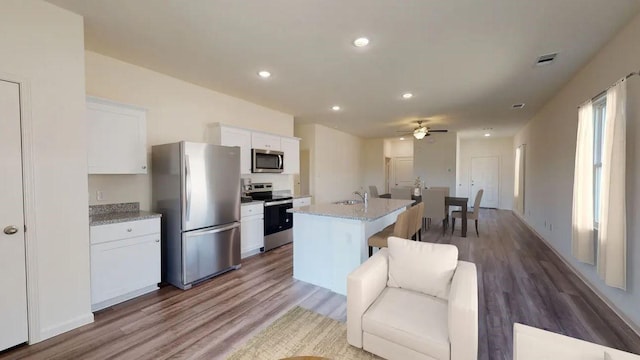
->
[185,154,192,221]
[184,222,241,238]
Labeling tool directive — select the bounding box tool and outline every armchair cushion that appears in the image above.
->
[387,236,459,300]
[362,287,450,360]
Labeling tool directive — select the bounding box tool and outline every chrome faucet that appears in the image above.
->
[354,191,368,206]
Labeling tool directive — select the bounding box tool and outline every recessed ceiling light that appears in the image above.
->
[257,70,271,78]
[402,93,413,99]
[484,133,491,137]
[400,137,405,141]
[331,105,341,111]
[353,37,370,47]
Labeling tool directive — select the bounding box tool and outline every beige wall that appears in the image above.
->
[85,51,295,210]
[514,13,640,331]
[458,137,514,210]
[361,139,385,195]
[413,132,457,191]
[295,124,364,204]
[0,0,92,341]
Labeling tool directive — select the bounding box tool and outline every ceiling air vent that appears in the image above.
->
[535,53,558,66]
[512,103,525,109]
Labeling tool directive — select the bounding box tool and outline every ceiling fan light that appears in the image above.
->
[413,127,427,139]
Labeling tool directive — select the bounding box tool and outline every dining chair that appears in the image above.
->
[391,187,412,200]
[368,185,380,198]
[452,189,484,236]
[423,188,446,233]
[428,186,450,197]
[367,209,412,256]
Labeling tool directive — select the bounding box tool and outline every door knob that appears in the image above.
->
[3,226,18,235]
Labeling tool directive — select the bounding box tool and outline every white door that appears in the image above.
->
[393,157,414,187]
[0,80,28,350]
[471,156,500,208]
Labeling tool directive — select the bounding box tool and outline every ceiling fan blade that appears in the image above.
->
[428,129,448,133]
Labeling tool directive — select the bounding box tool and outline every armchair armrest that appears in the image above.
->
[347,248,389,348]
[448,260,478,360]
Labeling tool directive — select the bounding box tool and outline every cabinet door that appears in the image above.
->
[241,214,264,257]
[87,97,147,174]
[251,132,281,151]
[219,127,252,175]
[281,138,300,174]
[91,234,160,305]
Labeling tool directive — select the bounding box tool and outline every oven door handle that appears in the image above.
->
[264,199,294,207]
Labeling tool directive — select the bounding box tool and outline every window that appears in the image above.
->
[593,96,606,228]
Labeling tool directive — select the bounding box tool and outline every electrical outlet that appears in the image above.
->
[96,190,104,201]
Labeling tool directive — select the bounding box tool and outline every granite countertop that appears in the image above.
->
[287,198,414,222]
[241,200,264,206]
[89,202,162,226]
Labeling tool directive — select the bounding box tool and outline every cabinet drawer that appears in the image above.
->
[91,234,161,305]
[90,218,160,245]
[293,197,311,207]
[241,203,264,217]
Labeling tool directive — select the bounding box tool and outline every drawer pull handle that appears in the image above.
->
[155,239,160,243]
[127,228,132,232]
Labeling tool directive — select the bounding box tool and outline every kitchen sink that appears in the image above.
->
[333,199,363,205]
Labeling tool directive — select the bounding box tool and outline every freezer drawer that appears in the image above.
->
[183,222,241,286]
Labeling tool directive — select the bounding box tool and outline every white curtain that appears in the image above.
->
[598,79,627,290]
[572,102,595,264]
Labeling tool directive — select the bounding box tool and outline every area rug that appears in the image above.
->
[226,306,382,360]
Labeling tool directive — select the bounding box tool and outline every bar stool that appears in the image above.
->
[367,209,411,256]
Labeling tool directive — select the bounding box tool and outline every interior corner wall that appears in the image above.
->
[295,124,364,204]
[84,51,295,210]
[413,132,457,191]
[514,11,640,331]
[0,0,93,341]
[458,137,514,210]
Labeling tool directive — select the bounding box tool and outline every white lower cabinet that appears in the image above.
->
[241,203,264,258]
[90,218,161,311]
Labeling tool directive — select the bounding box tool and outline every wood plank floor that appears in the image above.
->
[2,209,639,360]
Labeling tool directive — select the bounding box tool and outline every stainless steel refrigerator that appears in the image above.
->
[152,141,241,290]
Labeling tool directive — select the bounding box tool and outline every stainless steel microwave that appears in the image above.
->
[252,149,284,173]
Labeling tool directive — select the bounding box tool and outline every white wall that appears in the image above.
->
[294,124,364,204]
[85,51,295,210]
[0,0,93,341]
[514,12,640,331]
[385,139,414,157]
[458,137,514,210]
[413,132,457,191]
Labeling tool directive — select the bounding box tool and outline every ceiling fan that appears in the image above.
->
[397,121,449,139]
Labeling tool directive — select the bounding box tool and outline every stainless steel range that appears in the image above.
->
[247,183,293,251]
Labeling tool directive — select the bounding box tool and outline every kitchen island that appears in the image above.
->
[288,198,414,295]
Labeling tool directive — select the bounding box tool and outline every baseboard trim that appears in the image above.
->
[37,312,94,343]
[511,210,640,337]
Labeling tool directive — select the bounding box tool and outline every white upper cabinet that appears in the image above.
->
[251,132,281,151]
[280,137,300,174]
[87,97,147,174]
[207,124,252,174]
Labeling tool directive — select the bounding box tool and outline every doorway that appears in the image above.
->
[0,79,28,350]
[470,156,500,208]
[392,156,414,188]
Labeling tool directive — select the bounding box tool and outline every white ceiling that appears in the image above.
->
[47,0,640,139]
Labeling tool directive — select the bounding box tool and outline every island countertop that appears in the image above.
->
[288,198,414,222]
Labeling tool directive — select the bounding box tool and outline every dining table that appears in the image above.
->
[445,196,468,237]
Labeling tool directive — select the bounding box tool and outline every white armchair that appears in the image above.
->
[347,237,478,360]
